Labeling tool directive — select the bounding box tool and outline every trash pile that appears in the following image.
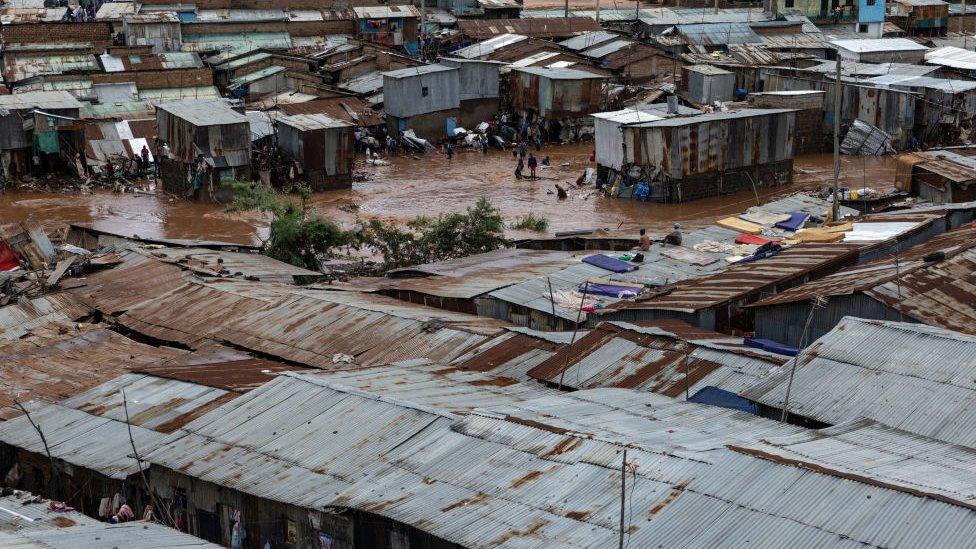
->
[0,223,122,305]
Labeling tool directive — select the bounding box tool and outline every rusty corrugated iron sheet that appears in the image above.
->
[526,320,784,393]
[137,357,308,392]
[458,17,601,40]
[0,326,187,420]
[66,250,188,315]
[279,96,384,127]
[602,243,862,313]
[751,227,976,335]
[750,226,976,307]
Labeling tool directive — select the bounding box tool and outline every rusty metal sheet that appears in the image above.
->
[751,226,976,311]
[457,17,601,40]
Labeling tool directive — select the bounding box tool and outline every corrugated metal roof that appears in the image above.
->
[99,51,202,72]
[803,59,939,77]
[382,63,456,79]
[230,64,285,85]
[558,30,620,51]
[138,85,220,102]
[742,417,976,508]
[630,107,795,127]
[275,112,352,131]
[677,22,764,45]
[926,45,976,70]
[511,66,604,79]
[454,33,528,59]
[0,324,187,420]
[750,226,976,334]
[181,31,292,54]
[278,96,383,127]
[526,320,785,393]
[743,316,976,448]
[2,52,100,83]
[0,514,222,548]
[450,329,568,380]
[61,372,233,433]
[124,11,180,22]
[0,294,88,341]
[492,194,853,320]
[156,98,247,126]
[0,7,67,23]
[136,356,307,392]
[0,400,163,479]
[94,1,135,21]
[831,37,930,53]
[194,8,287,22]
[351,5,419,18]
[602,242,861,314]
[457,17,602,40]
[580,39,632,59]
[337,70,383,94]
[868,73,976,93]
[375,248,578,299]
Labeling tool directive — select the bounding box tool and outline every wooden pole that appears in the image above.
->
[618,449,627,549]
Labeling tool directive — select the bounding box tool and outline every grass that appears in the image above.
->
[510,213,550,232]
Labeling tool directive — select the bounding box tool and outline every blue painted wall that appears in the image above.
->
[858,0,885,24]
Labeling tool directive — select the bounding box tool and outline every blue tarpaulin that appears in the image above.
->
[582,254,639,273]
[689,386,758,414]
[775,211,810,231]
[744,337,798,357]
[582,283,640,298]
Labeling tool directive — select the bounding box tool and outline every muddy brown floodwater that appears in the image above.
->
[0,144,897,245]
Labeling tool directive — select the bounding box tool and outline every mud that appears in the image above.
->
[0,144,897,245]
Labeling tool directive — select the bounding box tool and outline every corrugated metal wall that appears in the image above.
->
[440,59,499,101]
[753,294,914,348]
[383,68,460,118]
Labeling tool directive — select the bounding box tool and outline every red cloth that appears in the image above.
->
[0,241,20,272]
[735,234,779,246]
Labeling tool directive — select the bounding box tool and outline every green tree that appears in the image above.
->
[227,182,353,271]
[363,198,509,269]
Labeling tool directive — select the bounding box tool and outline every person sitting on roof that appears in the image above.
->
[662,223,682,246]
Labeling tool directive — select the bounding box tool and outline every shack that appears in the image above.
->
[747,91,825,153]
[509,66,605,140]
[439,58,503,128]
[831,38,929,63]
[593,108,796,203]
[899,148,976,203]
[383,64,460,142]
[155,99,250,202]
[122,12,182,53]
[889,0,949,35]
[353,6,420,54]
[747,226,976,347]
[682,64,735,105]
[0,91,83,178]
[274,113,355,191]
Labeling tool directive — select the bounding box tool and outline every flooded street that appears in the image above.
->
[0,145,898,245]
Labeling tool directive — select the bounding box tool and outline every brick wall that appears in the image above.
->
[183,19,354,37]
[1,23,112,48]
[91,67,214,90]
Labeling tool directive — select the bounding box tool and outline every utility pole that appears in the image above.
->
[565,0,569,19]
[596,0,601,23]
[618,449,627,549]
[420,0,427,57]
[714,0,719,15]
[832,53,841,221]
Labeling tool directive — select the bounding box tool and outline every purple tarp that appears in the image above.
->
[775,212,810,232]
[582,254,638,273]
[582,283,640,298]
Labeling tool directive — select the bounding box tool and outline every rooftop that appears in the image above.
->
[156,98,248,126]
[0,90,82,110]
[382,63,457,79]
[511,65,605,79]
[831,38,930,53]
[275,112,353,131]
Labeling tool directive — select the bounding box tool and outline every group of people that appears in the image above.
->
[62,0,100,22]
[513,140,550,180]
[637,224,682,252]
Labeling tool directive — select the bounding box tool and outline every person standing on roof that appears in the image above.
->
[639,228,650,251]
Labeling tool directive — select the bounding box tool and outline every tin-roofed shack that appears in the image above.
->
[438,58,503,128]
[353,5,419,54]
[122,12,182,53]
[383,64,460,141]
[831,38,930,63]
[747,90,826,153]
[274,113,355,191]
[0,91,83,179]
[509,66,605,140]
[747,225,976,346]
[890,0,949,35]
[898,148,976,203]
[682,64,735,105]
[593,108,796,203]
[155,99,251,202]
